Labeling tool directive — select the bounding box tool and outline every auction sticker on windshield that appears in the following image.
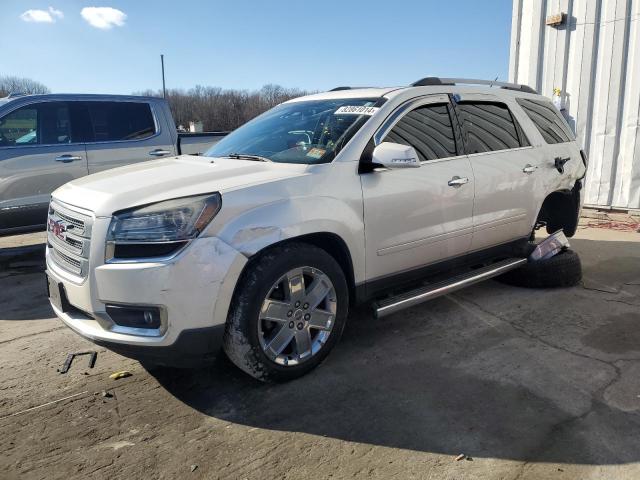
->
[334,106,379,115]
[306,147,326,159]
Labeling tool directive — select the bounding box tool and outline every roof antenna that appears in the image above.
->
[489,76,499,88]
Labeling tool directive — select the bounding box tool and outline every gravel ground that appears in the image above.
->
[1,226,640,479]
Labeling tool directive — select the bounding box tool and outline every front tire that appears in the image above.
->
[223,242,349,382]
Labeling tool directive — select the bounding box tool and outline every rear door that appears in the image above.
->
[0,101,88,232]
[84,100,175,174]
[515,97,584,192]
[361,95,475,289]
[452,94,538,251]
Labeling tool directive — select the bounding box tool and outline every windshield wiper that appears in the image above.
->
[226,153,272,162]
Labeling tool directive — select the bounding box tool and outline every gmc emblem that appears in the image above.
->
[49,218,67,241]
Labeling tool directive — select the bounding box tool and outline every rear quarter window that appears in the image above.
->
[516,98,574,144]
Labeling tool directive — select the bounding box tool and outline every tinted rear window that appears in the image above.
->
[85,101,156,142]
[455,102,522,154]
[516,98,574,144]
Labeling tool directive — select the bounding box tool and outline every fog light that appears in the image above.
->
[106,305,161,329]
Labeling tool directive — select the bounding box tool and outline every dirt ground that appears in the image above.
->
[1,223,640,480]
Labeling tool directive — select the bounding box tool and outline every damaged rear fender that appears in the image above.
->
[535,182,582,237]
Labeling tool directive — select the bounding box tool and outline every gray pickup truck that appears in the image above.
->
[0,94,227,235]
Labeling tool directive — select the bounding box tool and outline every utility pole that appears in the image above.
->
[161,54,166,99]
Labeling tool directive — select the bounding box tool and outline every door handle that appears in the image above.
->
[448,176,469,187]
[554,156,571,174]
[149,149,171,157]
[55,155,83,163]
[522,164,538,174]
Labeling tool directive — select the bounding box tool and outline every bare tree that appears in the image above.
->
[0,75,50,96]
[0,76,309,132]
[135,84,312,132]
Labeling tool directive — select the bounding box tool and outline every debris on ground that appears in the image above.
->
[109,370,132,380]
[455,454,465,461]
[101,391,113,398]
[529,230,569,261]
[586,219,640,232]
[58,351,98,374]
[581,210,640,232]
[190,464,198,472]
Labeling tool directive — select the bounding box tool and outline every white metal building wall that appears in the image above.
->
[509,0,640,210]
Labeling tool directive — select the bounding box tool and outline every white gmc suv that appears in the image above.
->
[46,78,587,381]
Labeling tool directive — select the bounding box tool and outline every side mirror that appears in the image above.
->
[371,142,420,169]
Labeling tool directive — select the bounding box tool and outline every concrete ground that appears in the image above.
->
[1,223,640,479]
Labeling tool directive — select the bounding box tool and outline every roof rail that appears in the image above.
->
[411,77,537,94]
[411,77,454,87]
[329,86,351,91]
[7,92,28,98]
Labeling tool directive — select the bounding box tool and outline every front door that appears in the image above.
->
[0,101,88,232]
[360,95,475,293]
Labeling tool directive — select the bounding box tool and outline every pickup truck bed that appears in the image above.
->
[178,132,228,156]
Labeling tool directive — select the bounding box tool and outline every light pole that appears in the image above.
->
[161,54,166,99]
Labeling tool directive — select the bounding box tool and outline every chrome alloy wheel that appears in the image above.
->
[258,266,337,366]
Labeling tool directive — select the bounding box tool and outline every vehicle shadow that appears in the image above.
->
[0,243,51,320]
[0,271,52,321]
[0,244,46,270]
[149,239,640,466]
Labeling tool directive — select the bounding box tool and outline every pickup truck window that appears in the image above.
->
[85,101,156,142]
[206,98,380,164]
[516,98,574,144]
[384,104,457,161]
[456,102,521,154]
[0,102,71,147]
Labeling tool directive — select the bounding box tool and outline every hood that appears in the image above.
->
[52,155,309,217]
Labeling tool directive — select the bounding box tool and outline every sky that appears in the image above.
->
[1,0,514,95]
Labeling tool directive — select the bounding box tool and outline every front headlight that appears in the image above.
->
[106,193,221,259]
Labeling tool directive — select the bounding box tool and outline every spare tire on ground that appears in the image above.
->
[497,248,582,288]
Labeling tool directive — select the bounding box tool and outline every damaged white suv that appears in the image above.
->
[46,78,587,381]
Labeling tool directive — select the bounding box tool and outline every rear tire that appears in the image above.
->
[223,242,348,382]
[497,248,582,288]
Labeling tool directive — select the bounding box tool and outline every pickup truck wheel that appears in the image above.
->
[497,248,582,288]
[223,243,348,382]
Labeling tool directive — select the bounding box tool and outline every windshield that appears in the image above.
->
[205,98,381,164]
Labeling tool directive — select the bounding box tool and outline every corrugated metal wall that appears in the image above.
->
[509,0,640,210]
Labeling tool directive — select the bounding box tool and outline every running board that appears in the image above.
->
[374,258,527,319]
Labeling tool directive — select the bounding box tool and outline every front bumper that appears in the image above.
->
[91,325,227,367]
[47,231,247,366]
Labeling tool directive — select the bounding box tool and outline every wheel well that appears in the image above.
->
[248,232,357,305]
[537,184,581,237]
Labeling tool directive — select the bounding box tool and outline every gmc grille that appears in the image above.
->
[47,201,93,278]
